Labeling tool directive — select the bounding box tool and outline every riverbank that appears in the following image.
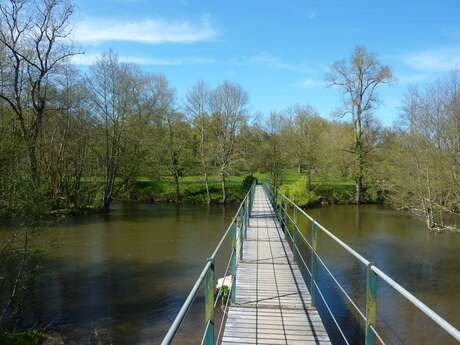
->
[125,171,373,206]
[0,171,377,226]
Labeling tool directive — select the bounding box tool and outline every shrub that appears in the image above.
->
[242,175,257,192]
[279,177,319,207]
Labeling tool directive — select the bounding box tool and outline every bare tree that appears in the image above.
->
[209,81,248,204]
[326,46,393,203]
[185,81,212,204]
[0,0,78,184]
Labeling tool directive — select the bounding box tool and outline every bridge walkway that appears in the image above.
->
[221,186,332,345]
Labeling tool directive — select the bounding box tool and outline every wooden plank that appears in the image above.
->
[221,186,331,345]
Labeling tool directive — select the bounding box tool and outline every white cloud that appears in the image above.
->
[248,52,300,71]
[403,47,460,72]
[243,52,322,74]
[71,53,215,66]
[73,16,217,45]
[299,78,324,88]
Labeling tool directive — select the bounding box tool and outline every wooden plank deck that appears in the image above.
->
[221,186,332,345]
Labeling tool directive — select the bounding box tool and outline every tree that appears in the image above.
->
[286,105,325,190]
[326,46,393,203]
[374,72,460,230]
[160,110,191,204]
[185,81,212,204]
[86,52,141,212]
[0,0,78,184]
[266,112,285,192]
[209,81,248,203]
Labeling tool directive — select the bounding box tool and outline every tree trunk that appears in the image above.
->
[425,204,434,229]
[220,171,226,204]
[102,194,112,213]
[103,164,116,213]
[204,170,211,205]
[174,171,180,204]
[26,140,39,186]
[307,167,312,191]
[355,139,364,204]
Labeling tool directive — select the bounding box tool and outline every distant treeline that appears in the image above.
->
[0,0,458,230]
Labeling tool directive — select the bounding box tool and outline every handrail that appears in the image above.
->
[160,260,212,345]
[264,182,460,344]
[160,180,256,345]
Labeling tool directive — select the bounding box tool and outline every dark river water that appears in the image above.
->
[0,202,459,345]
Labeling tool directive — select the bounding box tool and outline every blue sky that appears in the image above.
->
[71,0,460,125]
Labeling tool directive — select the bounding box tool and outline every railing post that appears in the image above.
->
[245,197,249,235]
[239,208,244,260]
[204,258,215,345]
[283,198,289,232]
[365,263,377,345]
[310,222,318,307]
[231,222,237,304]
[292,206,298,249]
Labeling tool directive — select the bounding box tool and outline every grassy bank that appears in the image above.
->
[128,175,248,203]
[125,170,367,206]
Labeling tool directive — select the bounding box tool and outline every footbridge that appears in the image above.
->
[160,183,460,345]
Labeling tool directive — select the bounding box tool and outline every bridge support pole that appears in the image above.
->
[283,199,289,231]
[292,207,298,248]
[205,258,215,345]
[365,263,377,345]
[231,222,237,304]
[239,209,244,260]
[310,222,318,307]
[245,197,249,237]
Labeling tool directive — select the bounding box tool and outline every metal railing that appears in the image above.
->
[160,181,256,345]
[263,182,460,345]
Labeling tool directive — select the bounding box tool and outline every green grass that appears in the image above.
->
[255,169,356,204]
[106,169,364,205]
[130,175,248,203]
[132,170,358,205]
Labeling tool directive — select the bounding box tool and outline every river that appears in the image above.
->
[0,202,458,344]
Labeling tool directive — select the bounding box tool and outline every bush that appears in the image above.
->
[279,177,319,207]
[242,175,257,192]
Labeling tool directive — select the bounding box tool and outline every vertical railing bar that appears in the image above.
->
[204,258,215,345]
[239,208,244,261]
[365,263,377,345]
[231,222,237,304]
[310,222,318,307]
